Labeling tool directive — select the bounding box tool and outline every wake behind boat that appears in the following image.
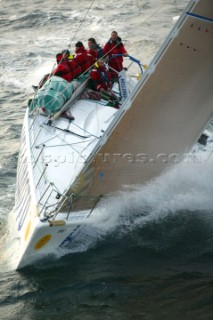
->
[7,0,213,269]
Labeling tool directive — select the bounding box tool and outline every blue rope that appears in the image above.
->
[109,54,143,74]
[186,12,213,23]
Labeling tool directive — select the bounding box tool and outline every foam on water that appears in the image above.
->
[42,156,213,264]
[0,2,212,319]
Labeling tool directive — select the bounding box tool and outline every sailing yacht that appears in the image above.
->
[7,0,213,269]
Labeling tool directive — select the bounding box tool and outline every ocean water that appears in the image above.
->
[0,0,213,319]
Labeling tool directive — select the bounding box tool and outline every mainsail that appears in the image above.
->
[62,0,213,211]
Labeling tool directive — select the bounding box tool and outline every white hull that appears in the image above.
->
[7,207,91,269]
[7,0,213,269]
[8,74,137,269]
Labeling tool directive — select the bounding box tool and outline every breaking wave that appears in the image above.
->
[46,158,213,266]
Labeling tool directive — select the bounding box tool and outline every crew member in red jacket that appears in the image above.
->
[75,41,91,73]
[87,38,103,66]
[87,46,98,66]
[53,53,73,82]
[68,55,81,79]
[103,31,128,78]
[90,59,119,105]
[61,49,81,79]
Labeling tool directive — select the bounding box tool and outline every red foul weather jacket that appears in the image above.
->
[87,48,98,66]
[68,59,81,79]
[75,46,91,73]
[103,37,127,72]
[53,58,73,82]
[90,66,112,91]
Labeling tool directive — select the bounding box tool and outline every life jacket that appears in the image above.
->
[90,66,111,91]
[97,68,109,83]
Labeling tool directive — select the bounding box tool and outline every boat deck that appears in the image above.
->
[27,78,137,220]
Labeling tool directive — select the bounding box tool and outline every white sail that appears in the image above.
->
[61,0,213,210]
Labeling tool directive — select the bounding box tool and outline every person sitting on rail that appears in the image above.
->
[103,31,128,79]
[87,38,104,65]
[53,52,73,82]
[32,52,66,90]
[61,49,81,79]
[90,59,119,106]
[75,41,91,73]
[32,50,78,90]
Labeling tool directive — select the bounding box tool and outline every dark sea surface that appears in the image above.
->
[0,0,213,319]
